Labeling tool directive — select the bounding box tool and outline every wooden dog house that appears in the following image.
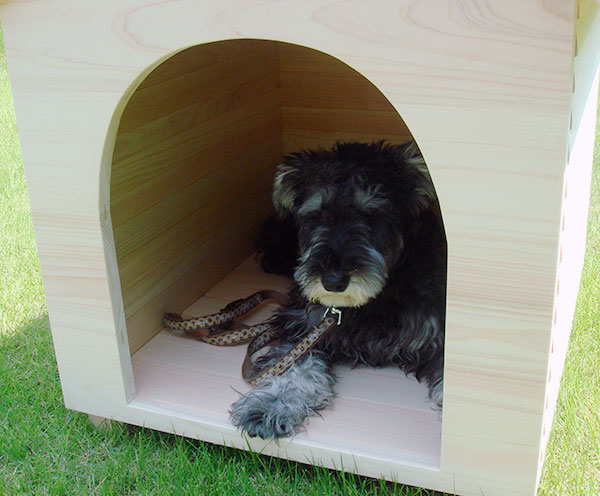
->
[3,1,599,495]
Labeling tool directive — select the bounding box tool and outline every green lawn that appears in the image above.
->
[0,25,598,496]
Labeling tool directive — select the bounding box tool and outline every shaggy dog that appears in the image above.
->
[230,141,446,439]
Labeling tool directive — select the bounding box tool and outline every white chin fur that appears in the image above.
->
[303,276,383,308]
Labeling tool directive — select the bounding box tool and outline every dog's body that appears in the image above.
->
[230,141,446,439]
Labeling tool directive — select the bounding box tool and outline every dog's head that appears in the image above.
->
[272,141,436,308]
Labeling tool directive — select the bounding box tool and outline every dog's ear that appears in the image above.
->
[397,141,437,216]
[272,162,301,218]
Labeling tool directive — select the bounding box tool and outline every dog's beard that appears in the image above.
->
[294,245,388,307]
[299,273,385,307]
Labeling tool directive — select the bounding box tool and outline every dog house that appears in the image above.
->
[3,1,600,495]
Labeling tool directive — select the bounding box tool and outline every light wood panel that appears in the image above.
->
[114,132,279,260]
[112,105,280,228]
[124,204,271,354]
[279,43,412,153]
[118,44,273,133]
[116,144,278,297]
[537,0,600,482]
[121,192,272,317]
[113,72,281,173]
[111,41,283,352]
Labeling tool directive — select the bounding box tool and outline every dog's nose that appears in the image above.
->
[321,272,350,292]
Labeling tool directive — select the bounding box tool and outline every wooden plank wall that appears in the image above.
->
[111,39,417,355]
[279,43,413,153]
[111,40,283,353]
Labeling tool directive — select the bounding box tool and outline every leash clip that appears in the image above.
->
[324,306,343,325]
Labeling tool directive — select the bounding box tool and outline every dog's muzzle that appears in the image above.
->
[321,272,350,292]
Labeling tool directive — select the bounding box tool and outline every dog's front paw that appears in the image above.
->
[230,350,335,439]
[230,380,310,439]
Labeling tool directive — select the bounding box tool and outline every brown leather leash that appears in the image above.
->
[163,291,341,386]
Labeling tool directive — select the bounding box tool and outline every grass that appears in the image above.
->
[0,23,598,496]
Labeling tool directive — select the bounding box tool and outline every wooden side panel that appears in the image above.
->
[111,40,284,353]
[279,44,413,153]
[538,0,600,480]
[569,0,600,140]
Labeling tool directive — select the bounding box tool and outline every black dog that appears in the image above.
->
[230,141,446,439]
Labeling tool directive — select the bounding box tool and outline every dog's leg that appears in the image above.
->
[417,315,444,410]
[374,309,444,411]
[230,344,335,439]
[426,367,444,409]
[412,315,444,410]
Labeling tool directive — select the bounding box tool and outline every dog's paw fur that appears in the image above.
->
[230,350,335,439]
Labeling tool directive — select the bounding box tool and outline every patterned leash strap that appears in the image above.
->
[242,309,340,386]
[163,291,341,386]
[163,290,290,344]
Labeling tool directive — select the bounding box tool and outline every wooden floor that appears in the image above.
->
[131,256,442,470]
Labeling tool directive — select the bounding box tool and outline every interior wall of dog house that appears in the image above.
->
[111,40,419,354]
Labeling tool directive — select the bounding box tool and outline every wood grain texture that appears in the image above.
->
[537,0,600,483]
[110,41,283,352]
[3,0,594,494]
[124,195,272,353]
[279,43,412,153]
